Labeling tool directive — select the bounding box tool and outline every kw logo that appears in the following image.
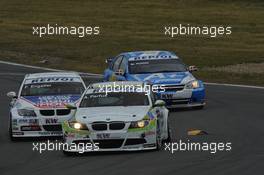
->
[45,118,58,124]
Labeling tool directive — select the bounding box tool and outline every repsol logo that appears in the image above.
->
[133,55,175,60]
[31,77,74,84]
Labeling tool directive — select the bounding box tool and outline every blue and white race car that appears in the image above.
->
[7,72,86,139]
[104,51,205,108]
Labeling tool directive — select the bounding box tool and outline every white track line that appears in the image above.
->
[0,60,62,72]
[0,60,102,77]
[0,73,26,76]
[0,60,263,89]
[204,82,264,89]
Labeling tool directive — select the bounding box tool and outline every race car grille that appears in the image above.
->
[92,122,126,131]
[162,85,185,92]
[125,138,146,145]
[109,122,125,130]
[95,139,124,149]
[57,109,71,116]
[92,123,107,131]
[40,110,55,116]
[43,124,62,131]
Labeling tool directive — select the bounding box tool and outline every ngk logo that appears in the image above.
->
[45,118,58,124]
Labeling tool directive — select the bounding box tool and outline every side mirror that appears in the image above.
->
[105,57,114,65]
[188,65,198,72]
[7,92,17,98]
[115,69,125,76]
[65,104,77,110]
[154,100,166,107]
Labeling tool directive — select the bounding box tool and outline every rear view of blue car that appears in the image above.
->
[103,51,205,108]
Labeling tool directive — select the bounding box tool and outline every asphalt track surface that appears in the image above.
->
[0,62,263,175]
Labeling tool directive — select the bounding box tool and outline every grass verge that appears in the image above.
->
[0,0,263,85]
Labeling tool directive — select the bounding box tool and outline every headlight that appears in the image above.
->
[68,121,88,130]
[17,109,37,117]
[185,80,200,89]
[129,120,149,129]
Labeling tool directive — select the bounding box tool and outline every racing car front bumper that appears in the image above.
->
[10,118,63,137]
[10,109,75,138]
[157,83,205,108]
[62,121,157,153]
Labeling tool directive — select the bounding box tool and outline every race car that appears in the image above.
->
[7,72,86,139]
[62,81,170,154]
[103,51,205,108]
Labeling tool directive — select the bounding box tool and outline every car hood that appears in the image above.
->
[17,95,81,109]
[75,106,151,123]
[127,71,195,85]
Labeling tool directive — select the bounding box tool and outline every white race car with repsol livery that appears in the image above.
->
[7,72,86,140]
[62,81,170,154]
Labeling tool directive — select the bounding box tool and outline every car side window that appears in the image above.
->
[112,56,123,71]
[119,57,127,72]
[150,90,156,105]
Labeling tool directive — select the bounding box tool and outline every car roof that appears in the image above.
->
[25,71,81,79]
[92,81,145,87]
[120,50,179,60]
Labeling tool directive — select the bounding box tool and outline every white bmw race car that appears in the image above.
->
[62,81,170,154]
[7,72,86,139]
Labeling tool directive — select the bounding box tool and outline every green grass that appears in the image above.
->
[0,0,264,85]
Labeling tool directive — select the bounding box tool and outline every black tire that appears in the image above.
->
[9,115,16,141]
[156,121,162,150]
[163,121,171,143]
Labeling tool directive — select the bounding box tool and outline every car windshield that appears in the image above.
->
[128,59,187,74]
[21,82,85,96]
[79,92,149,107]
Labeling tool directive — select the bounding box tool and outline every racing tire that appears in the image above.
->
[163,121,171,143]
[9,115,16,141]
[156,121,162,151]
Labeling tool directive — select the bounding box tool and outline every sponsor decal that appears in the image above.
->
[96,133,110,139]
[13,132,24,135]
[147,111,155,120]
[21,95,80,108]
[18,119,38,124]
[161,94,173,99]
[25,77,81,84]
[128,51,178,61]
[132,72,187,83]
[38,131,62,135]
[45,118,58,124]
